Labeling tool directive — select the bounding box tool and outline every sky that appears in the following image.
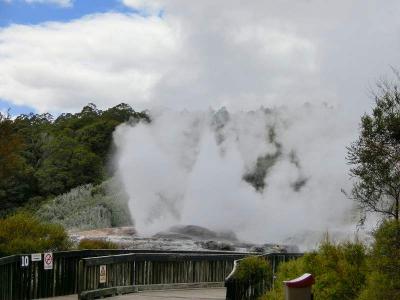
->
[0,0,400,116]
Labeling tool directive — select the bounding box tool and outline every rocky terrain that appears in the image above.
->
[70,225,300,253]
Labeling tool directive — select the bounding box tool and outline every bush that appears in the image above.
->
[263,240,367,300]
[235,256,273,284]
[78,238,119,250]
[36,179,132,231]
[358,220,400,300]
[0,211,70,256]
[261,257,306,300]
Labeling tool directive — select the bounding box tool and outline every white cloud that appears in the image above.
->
[1,1,400,113]
[122,0,162,13]
[0,13,180,112]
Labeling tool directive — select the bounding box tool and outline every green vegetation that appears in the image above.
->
[77,238,119,250]
[36,178,132,230]
[234,256,273,285]
[263,239,367,300]
[0,212,70,257]
[358,220,400,300]
[0,103,149,215]
[347,81,400,223]
[263,221,400,299]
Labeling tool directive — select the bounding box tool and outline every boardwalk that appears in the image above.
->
[47,288,226,300]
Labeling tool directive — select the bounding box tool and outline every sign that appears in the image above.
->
[31,253,42,262]
[21,255,29,268]
[99,265,107,283]
[44,252,53,270]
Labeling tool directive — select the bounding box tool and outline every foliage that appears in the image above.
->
[234,256,273,285]
[358,220,400,300]
[347,81,400,222]
[261,257,306,300]
[0,212,70,256]
[0,103,149,213]
[263,240,367,300]
[77,238,118,250]
[0,113,33,213]
[36,178,132,230]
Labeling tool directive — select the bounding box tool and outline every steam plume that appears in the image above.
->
[113,105,361,247]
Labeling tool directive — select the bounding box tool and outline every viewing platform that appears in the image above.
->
[49,288,225,299]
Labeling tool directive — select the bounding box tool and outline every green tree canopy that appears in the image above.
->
[347,81,400,222]
[358,220,400,300]
[0,103,149,213]
[0,113,33,213]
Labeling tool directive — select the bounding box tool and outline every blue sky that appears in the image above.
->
[0,0,142,115]
[0,0,137,27]
[0,100,35,115]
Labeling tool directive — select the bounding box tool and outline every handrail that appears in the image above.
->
[0,249,248,300]
[78,252,249,299]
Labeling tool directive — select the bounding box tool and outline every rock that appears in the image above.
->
[250,246,265,253]
[164,225,238,241]
[250,243,300,253]
[198,240,235,251]
[152,232,193,240]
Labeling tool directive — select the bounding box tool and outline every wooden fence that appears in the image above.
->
[78,252,247,299]
[0,249,245,300]
[225,253,303,300]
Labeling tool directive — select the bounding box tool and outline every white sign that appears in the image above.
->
[99,265,107,283]
[21,255,29,268]
[44,252,53,270]
[31,253,42,262]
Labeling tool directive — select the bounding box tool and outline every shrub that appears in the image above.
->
[78,238,119,250]
[36,179,132,231]
[261,256,306,300]
[0,211,70,256]
[263,240,367,300]
[235,256,273,285]
[358,220,400,300]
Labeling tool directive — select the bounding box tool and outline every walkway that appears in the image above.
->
[47,288,226,300]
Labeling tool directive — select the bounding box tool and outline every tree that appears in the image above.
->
[0,103,150,214]
[358,220,400,300]
[35,134,103,195]
[0,113,33,212]
[347,81,400,223]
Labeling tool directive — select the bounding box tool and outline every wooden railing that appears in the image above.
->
[0,249,245,300]
[225,253,303,300]
[78,252,248,300]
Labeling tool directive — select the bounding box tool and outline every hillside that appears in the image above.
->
[0,103,149,215]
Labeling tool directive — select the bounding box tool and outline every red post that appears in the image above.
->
[283,273,314,300]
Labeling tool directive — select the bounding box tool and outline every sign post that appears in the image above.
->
[99,265,107,284]
[44,252,53,270]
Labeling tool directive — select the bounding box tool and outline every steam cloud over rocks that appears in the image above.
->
[113,105,361,248]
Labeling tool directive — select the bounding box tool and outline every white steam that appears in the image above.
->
[113,105,361,246]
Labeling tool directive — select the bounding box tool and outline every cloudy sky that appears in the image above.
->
[0,0,400,115]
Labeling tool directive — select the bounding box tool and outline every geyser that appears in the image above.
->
[113,105,361,248]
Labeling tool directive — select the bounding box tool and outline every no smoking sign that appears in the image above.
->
[44,252,53,270]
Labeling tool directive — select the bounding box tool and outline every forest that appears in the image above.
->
[0,103,149,216]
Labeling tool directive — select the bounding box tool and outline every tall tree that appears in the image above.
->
[0,113,33,212]
[347,81,400,223]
